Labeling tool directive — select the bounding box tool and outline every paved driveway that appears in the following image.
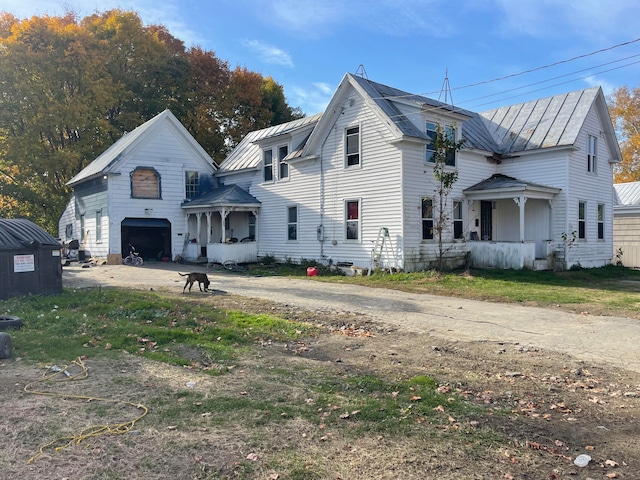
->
[63,263,640,373]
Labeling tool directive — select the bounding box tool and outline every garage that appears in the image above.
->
[121,218,171,261]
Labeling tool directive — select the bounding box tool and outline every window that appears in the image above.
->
[248,213,256,240]
[185,171,199,199]
[597,203,604,240]
[422,197,434,240]
[287,206,298,241]
[345,126,360,166]
[278,145,289,179]
[587,135,598,173]
[80,214,85,242]
[131,167,161,199]
[263,149,273,182]
[426,122,456,166]
[95,210,102,242]
[453,201,463,240]
[578,201,586,239]
[346,200,360,240]
[65,223,73,239]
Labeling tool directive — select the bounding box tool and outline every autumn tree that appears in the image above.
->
[0,9,302,231]
[608,86,640,182]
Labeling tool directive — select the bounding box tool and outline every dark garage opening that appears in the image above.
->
[121,218,171,261]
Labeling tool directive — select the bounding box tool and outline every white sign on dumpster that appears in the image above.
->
[14,254,35,273]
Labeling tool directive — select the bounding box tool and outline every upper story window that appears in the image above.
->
[131,167,161,199]
[597,203,604,240]
[345,126,360,167]
[185,171,199,199]
[345,199,360,240]
[587,135,598,173]
[278,145,289,179]
[426,122,456,166]
[421,197,434,240]
[263,149,273,182]
[287,205,298,241]
[578,201,586,239]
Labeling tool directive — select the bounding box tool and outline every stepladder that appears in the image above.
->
[369,227,399,275]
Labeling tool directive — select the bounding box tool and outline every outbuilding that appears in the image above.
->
[0,219,63,300]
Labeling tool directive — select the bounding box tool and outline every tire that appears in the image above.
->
[0,332,12,359]
[0,316,22,331]
[123,256,133,265]
[134,256,143,266]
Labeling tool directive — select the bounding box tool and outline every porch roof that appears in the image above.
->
[463,174,560,200]
[181,184,261,210]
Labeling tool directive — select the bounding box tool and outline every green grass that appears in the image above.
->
[1,288,316,369]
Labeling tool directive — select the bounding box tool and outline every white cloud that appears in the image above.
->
[290,83,336,114]
[241,39,294,67]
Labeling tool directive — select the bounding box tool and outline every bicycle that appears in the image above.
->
[123,244,144,266]
[223,260,246,272]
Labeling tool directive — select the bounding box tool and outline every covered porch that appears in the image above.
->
[181,184,261,264]
[463,174,560,270]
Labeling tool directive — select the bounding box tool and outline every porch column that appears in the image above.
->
[513,196,527,242]
[206,212,212,243]
[196,212,202,243]
[220,208,228,242]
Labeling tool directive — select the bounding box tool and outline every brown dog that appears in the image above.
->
[179,272,210,293]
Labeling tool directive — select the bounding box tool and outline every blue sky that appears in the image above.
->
[4,0,640,115]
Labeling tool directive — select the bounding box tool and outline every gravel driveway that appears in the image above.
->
[63,262,640,373]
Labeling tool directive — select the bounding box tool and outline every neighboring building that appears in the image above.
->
[614,181,640,268]
[60,73,622,271]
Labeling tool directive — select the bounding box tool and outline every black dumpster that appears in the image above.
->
[0,219,63,300]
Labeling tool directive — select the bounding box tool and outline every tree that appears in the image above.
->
[430,122,466,272]
[608,86,640,182]
[0,9,302,231]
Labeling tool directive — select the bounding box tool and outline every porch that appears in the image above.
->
[184,240,258,264]
[468,240,554,270]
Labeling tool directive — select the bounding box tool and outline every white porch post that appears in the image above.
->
[206,212,212,243]
[196,212,202,244]
[513,196,527,242]
[221,208,227,242]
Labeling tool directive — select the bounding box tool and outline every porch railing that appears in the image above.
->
[206,241,258,264]
[468,241,536,269]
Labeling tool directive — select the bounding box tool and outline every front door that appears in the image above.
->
[481,201,493,241]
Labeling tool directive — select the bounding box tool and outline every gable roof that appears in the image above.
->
[614,181,640,206]
[217,114,322,174]
[181,184,260,209]
[67,110,215,186]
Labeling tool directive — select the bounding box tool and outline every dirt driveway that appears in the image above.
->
[63,262,640,374]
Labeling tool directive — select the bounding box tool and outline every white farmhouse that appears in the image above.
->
[60,73,621,271]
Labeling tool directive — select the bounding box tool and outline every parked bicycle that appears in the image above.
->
[123,244,143,266]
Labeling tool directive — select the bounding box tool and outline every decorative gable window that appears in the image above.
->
[421,197,434,240]
[263,149,273,182]
[426,122,456,166]
[345,200,360,240]
[345,126,360,167]
[578,201,586,239]
[185,171,199,199]
[587,135,597,173]
[279,145,289,179]
[131,167,161,199]
[287,205,298,241]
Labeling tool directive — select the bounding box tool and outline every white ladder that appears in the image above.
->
[369,227,398,275]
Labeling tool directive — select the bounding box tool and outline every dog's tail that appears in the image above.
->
[178,272,188,277]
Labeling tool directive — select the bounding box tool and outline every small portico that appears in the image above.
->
[181,184,261,264]
[463,174,561,269]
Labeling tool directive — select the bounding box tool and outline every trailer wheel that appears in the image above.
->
[0,316,23,331]
[0,332,11,359]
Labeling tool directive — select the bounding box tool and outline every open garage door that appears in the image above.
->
[121,218,171,261]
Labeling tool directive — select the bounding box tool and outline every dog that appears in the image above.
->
[179,272,210,293]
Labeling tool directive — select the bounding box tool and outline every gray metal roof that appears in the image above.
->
[182,184,260,208]
[614,182,640,205]
[0,218,61,250]
[217,114,322,173]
